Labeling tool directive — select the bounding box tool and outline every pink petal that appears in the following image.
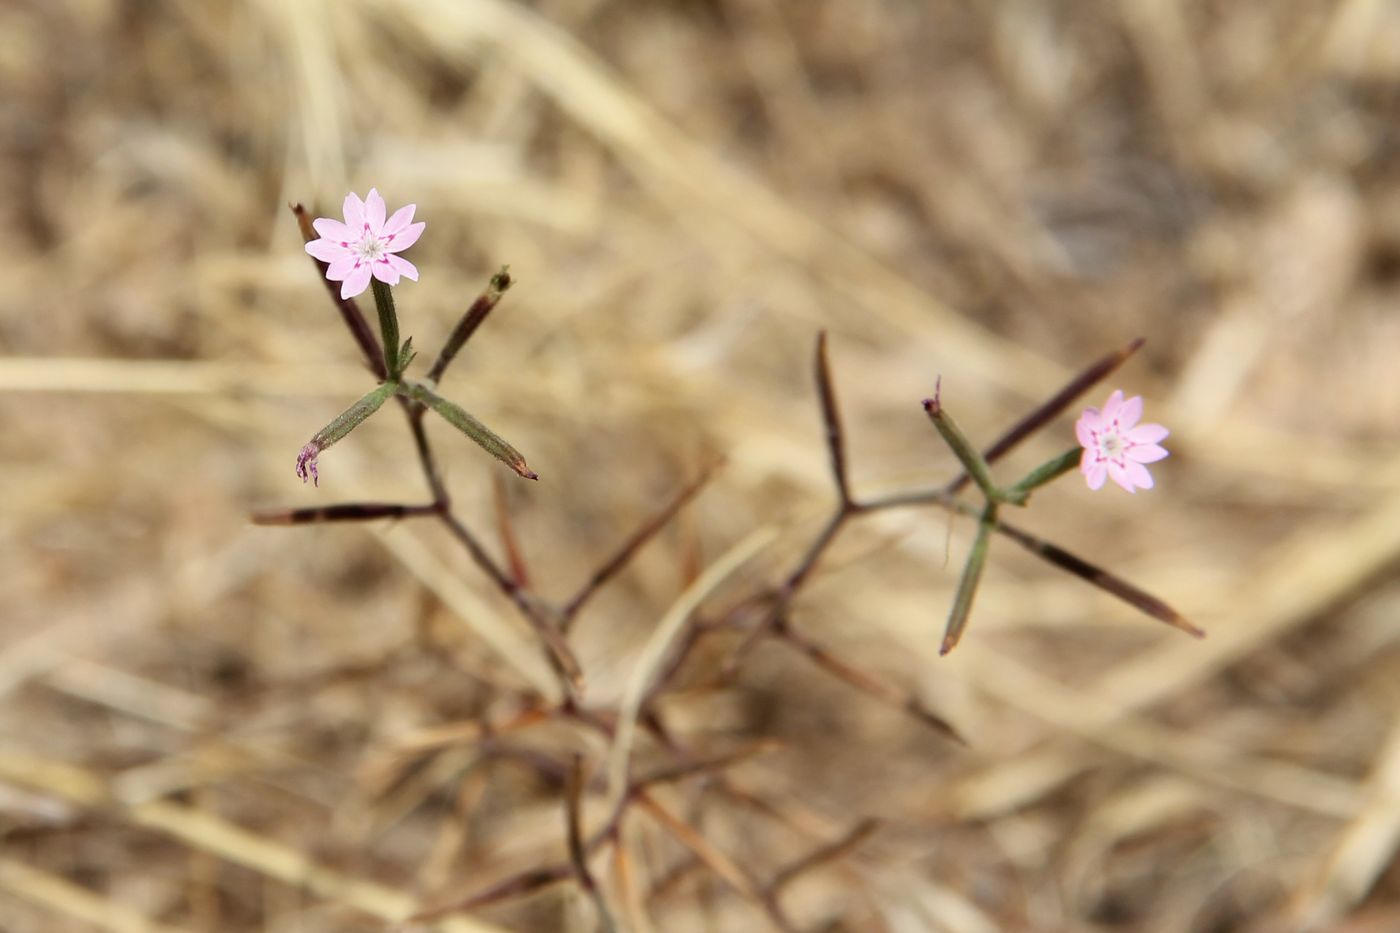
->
[1085,461,1107,490]
[371,256,401,286]
[385,253,418,281]
[364,188,386,233]
[312,218,354,243]
[1102,390,1125,424]
[385,221,424,252]
[342,192,366,232]
[325,256,358,280]
[383,204,417,236]
[1117,395,1143,430]
[1122,460,1154,490]
[1128,423,1169,445]
[306,239,350,263]
[340,264,372,299]
[1076,413,1098,449]
[1107,460,1136,493]
[1127,443,1169,464]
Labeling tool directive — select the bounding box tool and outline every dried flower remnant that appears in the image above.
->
[305,189,425,299]
[1076,390,1169,492]
[295,442,320,486]
[291,382,398,488]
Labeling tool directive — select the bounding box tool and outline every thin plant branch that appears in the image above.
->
[492,473,531,589]
[439,512,585,692]
[560,462,722,631]
[426,267,513,385]
[769,818,881,895]
[566,755,617,933]
[814,330,851,506]
[774,619,964,742]
[292,203,386,381]
[994,520,1205,637]
[250,502,439,526]
[633,792,779,925]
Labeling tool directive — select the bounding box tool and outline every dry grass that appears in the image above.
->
[4,0,1400,930]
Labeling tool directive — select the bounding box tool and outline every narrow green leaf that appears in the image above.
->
[399,380,537,480]
[941,501,997,655]
[923,380,1001,502]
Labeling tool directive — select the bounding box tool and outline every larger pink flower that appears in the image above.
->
[1076,389,1169,493]
[305,189,425,299]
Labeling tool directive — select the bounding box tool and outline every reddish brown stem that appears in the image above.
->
[291,203,386,381]
[250,502,439,525]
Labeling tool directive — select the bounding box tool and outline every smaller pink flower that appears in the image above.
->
[305,189,425,299]
[1076,390,1169,493]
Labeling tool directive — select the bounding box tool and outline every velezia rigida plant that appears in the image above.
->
[255,191,1200,927]
[291,189,536,488]
[921,378,1181,654]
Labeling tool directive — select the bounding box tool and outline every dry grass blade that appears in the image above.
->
[0,857,183,933]
[1291,716,1400,929]
[606,525,778,812]
[951,642,1363,819]
[0,357,368,396]
[612,840,655,933]
[386,0,1064,395]
[0,753,507,933]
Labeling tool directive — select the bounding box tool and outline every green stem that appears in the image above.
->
[1005,448,1082,504]
[371,278,401,380]
[398,380,537,480]
[941,501,997,656]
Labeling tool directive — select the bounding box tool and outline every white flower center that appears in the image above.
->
[355,235,387,263]
[1100,430,1124,459]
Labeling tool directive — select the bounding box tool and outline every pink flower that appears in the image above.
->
[305,189,425,300]
[1076,390,1169,493]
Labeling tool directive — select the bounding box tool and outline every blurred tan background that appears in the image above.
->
[4,1,1400,930]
